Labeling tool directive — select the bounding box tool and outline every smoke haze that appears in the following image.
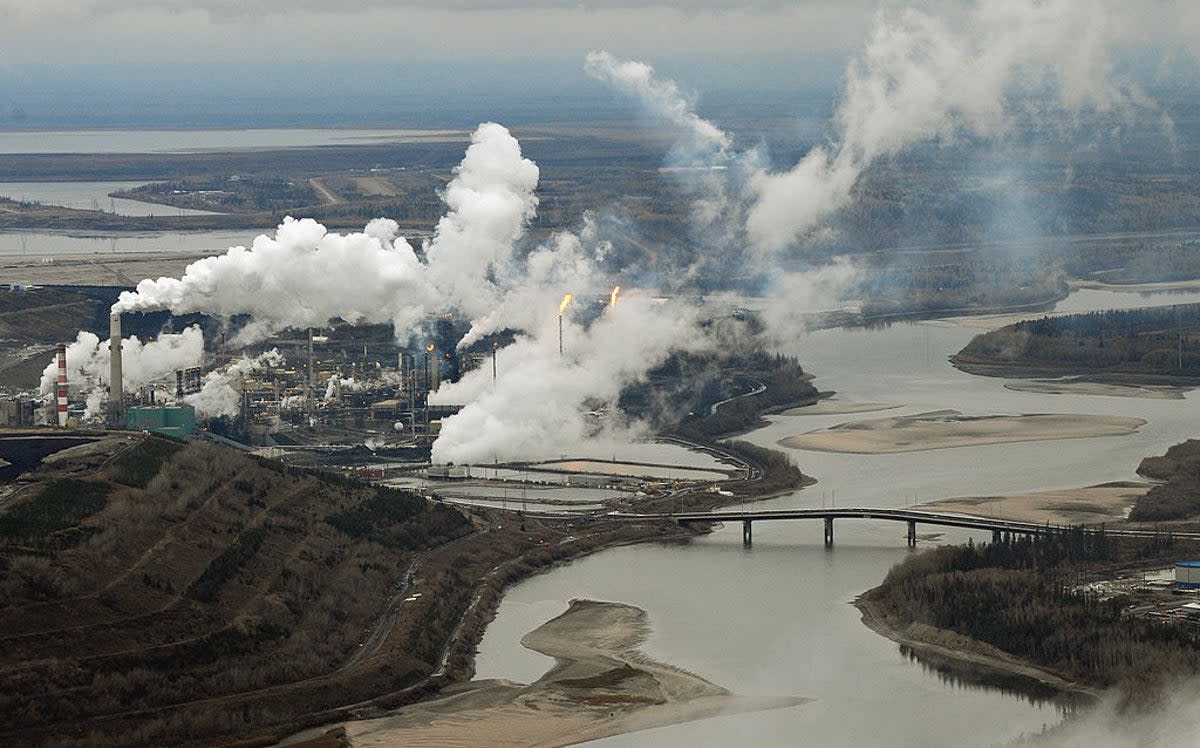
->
[99,1,1178,465]
[39,326,205,416]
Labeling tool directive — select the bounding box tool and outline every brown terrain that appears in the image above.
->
[0,432,689,746]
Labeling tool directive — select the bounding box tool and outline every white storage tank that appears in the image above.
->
[1174,561,1200,588]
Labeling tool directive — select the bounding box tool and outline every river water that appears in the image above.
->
[0,128,465,154]
[473,287,1200,747]
[0,181,219,217]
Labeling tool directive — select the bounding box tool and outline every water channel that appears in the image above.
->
[473,286,1200,746]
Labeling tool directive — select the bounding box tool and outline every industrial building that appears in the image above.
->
[0,397,36,427]
[125,404,197,438]
[1175,561,1200,589]
[40,314,466,464]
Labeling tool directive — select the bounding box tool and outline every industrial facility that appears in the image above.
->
[15,312,471,464]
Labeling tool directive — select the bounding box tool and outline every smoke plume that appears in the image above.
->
[588,1,1157,256]
[430,291,701,464]
[113,122,538,344]
[186,349,284,419]
[423,121,541,320]
[39,326,205,409]
[113,217,433,345]
[746,0,1153,253]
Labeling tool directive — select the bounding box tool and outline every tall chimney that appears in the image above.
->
[55,343,68,427]
[109,313,124,423]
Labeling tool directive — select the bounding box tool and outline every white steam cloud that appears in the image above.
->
[748,0,1151,252]
[588,0,1158,255]
[92,1,1161,465]
[429,292,700,464]
[113,122,538,345]
[186,349,284,419]
[39,326,205,417]
[584,50,731,160]
[423,121,541,320]
[114,217,433,345]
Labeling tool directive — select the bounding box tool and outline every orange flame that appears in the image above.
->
[609,285,621,309]
[558,293,574,315]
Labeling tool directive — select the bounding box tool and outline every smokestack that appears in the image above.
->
[109,313,123,423]
[55,343,68,428]
[307,327,315,405]
[430,355,441,391]
[558,293,573,357]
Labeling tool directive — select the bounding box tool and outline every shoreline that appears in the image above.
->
[289,599,808,747]
[853,592,1100,703]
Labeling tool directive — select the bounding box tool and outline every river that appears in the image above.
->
[0,128,464,155]
[473,286,1200,747]
[0,181,220,217]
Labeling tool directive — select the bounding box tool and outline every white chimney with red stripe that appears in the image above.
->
[55,343,68,427]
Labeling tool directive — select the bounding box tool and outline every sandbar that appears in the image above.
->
[1003,379,1186,400]
[918,483,1150,525]
[332,599,807,747]
[779,410,1146,454]
[782,401,900,416]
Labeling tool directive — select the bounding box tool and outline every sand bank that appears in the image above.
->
[339,600,806,747]
[782,401,900,416]
[918,483,1150,525]
[1003,379,1186,400]
[779,410,1146,454]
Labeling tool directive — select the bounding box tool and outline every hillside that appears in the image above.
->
[0,433,564,746]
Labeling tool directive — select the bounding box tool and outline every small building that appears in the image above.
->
[0,397,36,427]
[1175,561,1200,589]
[426,464,470,479]
[125,404,197,438]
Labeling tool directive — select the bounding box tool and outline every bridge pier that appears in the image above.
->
[993,529,1002,544]
[742,520,752,547]
[824,517,834,548]
[907,520,917,547]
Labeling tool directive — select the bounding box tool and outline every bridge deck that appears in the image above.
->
[611,507,1200,541]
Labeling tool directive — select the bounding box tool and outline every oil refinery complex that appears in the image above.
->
[1,304,747,516]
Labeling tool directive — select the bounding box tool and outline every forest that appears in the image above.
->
[954,304,1200,377]
[1130,439,1200,521]
[865,530,1200,704]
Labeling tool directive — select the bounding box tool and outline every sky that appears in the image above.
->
[1,1,1199,128]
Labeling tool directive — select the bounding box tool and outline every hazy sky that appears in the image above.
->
[0,1,877,66]
[1,1,1199,128]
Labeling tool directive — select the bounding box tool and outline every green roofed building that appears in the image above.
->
[124,404,197,437]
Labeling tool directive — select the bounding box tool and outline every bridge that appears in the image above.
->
[611,507,1200,548]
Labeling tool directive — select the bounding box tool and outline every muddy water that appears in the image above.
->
[474,287,1200,746]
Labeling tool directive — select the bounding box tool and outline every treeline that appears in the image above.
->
[1064,239,1200,285]
[122,177,318,212]
[859,257,1068,319]
[1131,439,1200,521]
[955,304,1200,375]
[867,531,1200,700]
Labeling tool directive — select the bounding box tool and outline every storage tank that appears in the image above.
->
[1174,561,1200,588]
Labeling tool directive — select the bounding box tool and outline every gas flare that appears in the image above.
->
[559,293,574,315]
[609,285,621,309]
